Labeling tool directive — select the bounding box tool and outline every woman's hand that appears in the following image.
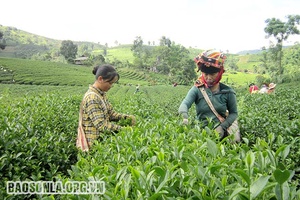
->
[215,125,225,138]
[127,115,136,126]
[182,118,188,125]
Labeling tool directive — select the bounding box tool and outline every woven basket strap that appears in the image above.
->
[199,86,225,123]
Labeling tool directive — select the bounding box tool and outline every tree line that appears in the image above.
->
[57,36,198,85]
[50,14,300,85]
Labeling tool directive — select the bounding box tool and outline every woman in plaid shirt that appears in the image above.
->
[81,64,136,147]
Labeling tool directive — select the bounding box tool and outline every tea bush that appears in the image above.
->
[56,85,300,199]
[1,83,299,199]
[0,93,81,199]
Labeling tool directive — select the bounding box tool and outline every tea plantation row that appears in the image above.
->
[0,83,299,199]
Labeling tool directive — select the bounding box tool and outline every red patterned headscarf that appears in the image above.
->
[194,49,226,88]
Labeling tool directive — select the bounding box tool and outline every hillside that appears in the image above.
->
[0,24,273,86]
[0,57,259,88]
[0,57,167,86]
[0,25,105,58]
[0,25,261,65]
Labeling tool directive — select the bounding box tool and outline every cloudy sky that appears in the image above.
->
[1,0,300,53]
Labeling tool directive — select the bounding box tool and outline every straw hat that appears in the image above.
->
[269,83,277,89]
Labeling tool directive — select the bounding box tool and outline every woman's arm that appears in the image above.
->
[178,86,198,119]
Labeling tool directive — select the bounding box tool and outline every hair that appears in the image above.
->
[198,63,221,74]
[92,64,119,82]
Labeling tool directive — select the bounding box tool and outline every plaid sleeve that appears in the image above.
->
[85,93,121,132]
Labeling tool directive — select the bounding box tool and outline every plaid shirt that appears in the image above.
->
[81,85,129,146]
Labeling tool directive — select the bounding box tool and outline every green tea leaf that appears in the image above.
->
[274,169,290,185]
[207,138,218,157]
[250,175,270,199]
[235,169,251,186]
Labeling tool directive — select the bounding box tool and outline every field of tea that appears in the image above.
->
[0,57,258,88]
[0,81,299,199]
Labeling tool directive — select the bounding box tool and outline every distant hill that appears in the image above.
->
[0,25,105,58]
[236,49,263,55]
[0,25,59,46]
[0,24,260,57]
[236,45,294,55]
[0,24,264,75]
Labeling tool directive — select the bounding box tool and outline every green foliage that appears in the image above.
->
[281,44,300,82]
[0,31,6,50]
[131,36,144,58]
[264,15,300,77]
[129,37,198,85]
[0,93,80,199]
[1,24,300,86]
[0,82,299,199]
[0,20,300,199]
[226,54,239,71]
[60,40,78,63]
[0,25,58,47]
[0,25,106,60]
[264,15,300,42]
[14,44,50,59]
[222,71,257,87]
[0,57,93,86]
[0,57,169,86]
[105,45,135,63]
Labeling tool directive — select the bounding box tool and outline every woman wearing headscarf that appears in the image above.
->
[178,49,238,140]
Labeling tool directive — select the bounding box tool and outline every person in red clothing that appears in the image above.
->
[249,83,259,94]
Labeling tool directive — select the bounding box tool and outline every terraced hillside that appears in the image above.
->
[0,58,167,86]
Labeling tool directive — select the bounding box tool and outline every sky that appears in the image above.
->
[1,0,300,53]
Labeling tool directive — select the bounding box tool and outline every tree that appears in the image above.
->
[103,48,107,56]
[131,36,144,57]
[0,31,6,50]
[131,36,152,69]
[225,55,239,71]
[78,44,88,56]
[176,57,197,85]
[152,41,197,84]
[60,40,78,63]
[264,15,300,77]
[259,46,269,73]
[159,36,171,47]
[282,43,300,81]
[93,54,106,66]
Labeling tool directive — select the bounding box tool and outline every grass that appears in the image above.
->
[92,45,135,63]
[107,45,135,63]
[222,71,258,87]
[237,54,261,71]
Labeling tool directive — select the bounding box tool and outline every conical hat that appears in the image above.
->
[269,83,276,89]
